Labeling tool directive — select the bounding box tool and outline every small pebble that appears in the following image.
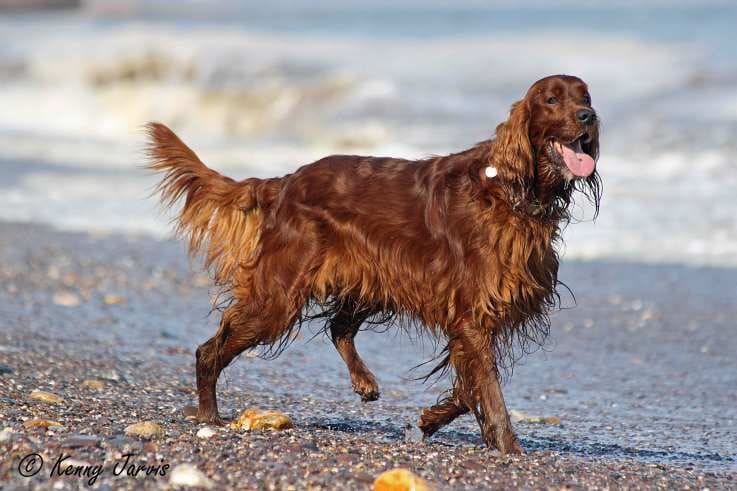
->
[374,468,431,491]
[29,389,64,405]
[0,363,14,375]
[23,418,64,429]
[229,409,293,431]
[81,379,105,390]
[53,291,80,307]
[0,427,14,442]
[125,421,163,439]
[196,426,216,439]
[103,294,127,305]
[509,410,561,425]
[169,463,215,489]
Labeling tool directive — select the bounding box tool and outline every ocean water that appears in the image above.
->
[1,1,736,266]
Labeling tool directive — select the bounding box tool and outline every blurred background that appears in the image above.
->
[1,0,736,266]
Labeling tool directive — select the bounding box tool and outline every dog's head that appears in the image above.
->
[489,75,601,213]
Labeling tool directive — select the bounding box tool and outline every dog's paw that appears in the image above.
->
[356,386,380,402]
[484,431,525,455]
[350,368,380,402]
[196,411,227,427]
[417,414,441,438]
[353,380,380,401]
[501,438,525,455]
[351,376,380,402]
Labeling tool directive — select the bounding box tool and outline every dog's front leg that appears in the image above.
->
[449,324,523,454]
[329,301,380,402]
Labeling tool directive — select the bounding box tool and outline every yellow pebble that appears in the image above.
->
[374,468,431,491]
[29,390,63,405]
[229,409,294,431]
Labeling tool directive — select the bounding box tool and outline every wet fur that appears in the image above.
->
[147,74,601,453]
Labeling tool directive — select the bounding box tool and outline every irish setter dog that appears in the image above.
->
[148,74,600,454]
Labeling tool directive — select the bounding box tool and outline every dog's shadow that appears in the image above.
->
[302,417,407,442]
[523,434,735,467]
[301,416,735,467]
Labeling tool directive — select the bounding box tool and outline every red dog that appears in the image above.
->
[148,74,600,454]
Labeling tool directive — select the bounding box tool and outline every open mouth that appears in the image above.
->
[550,133,596,178]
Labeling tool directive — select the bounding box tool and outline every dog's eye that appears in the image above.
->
[546,97,559,105]
[581,95,591,105]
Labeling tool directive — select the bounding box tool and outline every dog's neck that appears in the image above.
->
[441,141,584,224]
[477,141,574,223]
[522,178,573,222]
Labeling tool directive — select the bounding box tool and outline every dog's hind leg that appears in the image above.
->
[196,236,319,424]
[329,300,380,401]
[196,294,311,424]
[195,314,239,426]
[418,382,469,438]
[195,307,283,425]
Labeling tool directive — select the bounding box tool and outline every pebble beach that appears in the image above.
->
[0,221,735,489]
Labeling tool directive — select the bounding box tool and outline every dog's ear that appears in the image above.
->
[489,99,534,181]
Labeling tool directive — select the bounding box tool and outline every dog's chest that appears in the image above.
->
[477,218,560,323]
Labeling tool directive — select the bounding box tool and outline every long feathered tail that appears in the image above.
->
[146,122,277,285]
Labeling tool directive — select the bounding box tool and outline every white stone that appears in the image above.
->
[169,464,215,489]
[196,426,216,439]
[53,291,80,307]
[0,427,13,443]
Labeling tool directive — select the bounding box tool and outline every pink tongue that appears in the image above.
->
[560,140,596,177]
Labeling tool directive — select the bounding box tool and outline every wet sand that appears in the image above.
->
[0,221,735,489]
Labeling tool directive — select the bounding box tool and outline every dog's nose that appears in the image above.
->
[576,109,597,125]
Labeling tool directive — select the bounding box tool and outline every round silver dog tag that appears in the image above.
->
[485,166,497,178]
